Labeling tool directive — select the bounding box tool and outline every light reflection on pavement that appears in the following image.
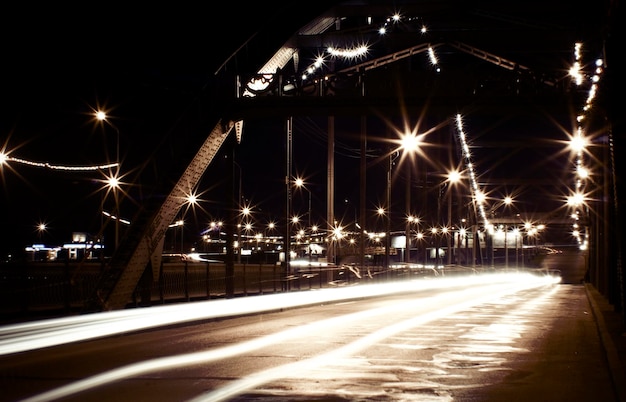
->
[5,272,564,402]
[196,277,560,401]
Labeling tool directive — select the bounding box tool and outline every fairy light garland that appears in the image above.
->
[567,42,605,249]
[0,152,118,172]
[455,114,489,228]
[301,11,433,81]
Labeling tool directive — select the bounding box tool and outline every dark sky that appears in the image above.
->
[0,2,341,258]
[0,4,258,253]
[1,1,622,258]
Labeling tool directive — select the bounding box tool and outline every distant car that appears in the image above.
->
[161,253,188,263]
[161,253,223,264]
[185,252,223,263]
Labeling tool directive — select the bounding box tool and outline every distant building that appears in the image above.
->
[24,244,62,262]
[25,232,103,261]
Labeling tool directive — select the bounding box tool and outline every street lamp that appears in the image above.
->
[502,196,514,268]
[96,111,121,252]
[512,226,521,268]
[446,170,462,265]
[239,206,251,263]
[293,187,315,261]
[431,226,440,267]
[330,223,344,264]
[177,193,199,255]
[168,219,184,253]
[232,158,245,263]
[95,111,120,168]
[104,173,121,251]
[399,132,421,264]
[377,205,390,271]
[294,178,312,229]
[415,230,426,265]
[36,222,47,244]
[408,215,419,263]
[522,221,533,267]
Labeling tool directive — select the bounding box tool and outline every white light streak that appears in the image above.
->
[195,276,559,402]
[12,272,559,402]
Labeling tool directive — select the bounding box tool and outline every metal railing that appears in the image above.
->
[0,261,404,323]
[0,253,541,324]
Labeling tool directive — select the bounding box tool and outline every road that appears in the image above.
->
[1,248,616,402]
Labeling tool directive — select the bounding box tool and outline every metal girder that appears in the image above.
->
[222,91,570,122]
[100,120,235,311]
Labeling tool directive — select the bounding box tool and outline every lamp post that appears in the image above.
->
[294,178,311,229]
[169,220,184,253]
[431,227,440,267]
[459,226,468,265]
[240,206,251,263]
[232,157,245,263]
[489,223,496,268]
[36,222,47,244]
[179,220,184,254]
[474,190,487,267]
[104,174,121,252]
[385,150,392,273]
[408,215,419,264]
[377,206,389,271]
[512,226,520,268]
[295,178,313,262]
[446,170,462,265]
[415,230,425,265]
[399,133,421,264]
[96,111,121,252]
[523,221,532,267]
[502,196,513,269]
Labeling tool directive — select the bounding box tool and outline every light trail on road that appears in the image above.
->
[192,276,560,402]
[0,272,556,356]
[11,272,560,402]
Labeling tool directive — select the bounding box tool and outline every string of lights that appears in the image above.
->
[454,114,489,228]
[0,152,118,172]
[300,12,433,81]
[568,42,605,249]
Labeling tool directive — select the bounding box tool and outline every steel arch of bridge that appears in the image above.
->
[94,7,602,311]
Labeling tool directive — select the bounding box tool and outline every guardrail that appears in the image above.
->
[0,260,533,324]
[0,261,401,323]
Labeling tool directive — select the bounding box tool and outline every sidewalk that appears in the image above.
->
[585,283,626,401]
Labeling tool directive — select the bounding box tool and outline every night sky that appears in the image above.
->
[0,1,336,258]
[1,1,622,259]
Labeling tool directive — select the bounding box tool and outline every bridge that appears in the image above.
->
[84,1,620,318]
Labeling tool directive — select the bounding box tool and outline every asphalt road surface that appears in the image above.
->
[1,248,615,402]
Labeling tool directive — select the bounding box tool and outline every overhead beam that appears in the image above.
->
[221,92,571,121]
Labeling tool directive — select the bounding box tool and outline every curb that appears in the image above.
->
[585,282,626,402]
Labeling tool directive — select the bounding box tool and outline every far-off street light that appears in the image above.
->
[294,177,312,229]
[95,111,120,169]
[399,132,422,264]
[104,172,122,251]
[96,111,122,253]
[446,170,462,265]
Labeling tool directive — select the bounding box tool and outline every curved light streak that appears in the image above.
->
[11,272,560,402]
